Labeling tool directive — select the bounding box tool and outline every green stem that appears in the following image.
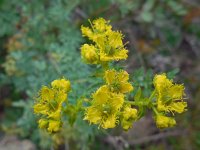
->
[152,107,159,115]
[125,101,137,105]
[101,62,109,71]
[125,100,149,107]
[125,90,156,108]
[149,90,156,101]
[88,19,95,31]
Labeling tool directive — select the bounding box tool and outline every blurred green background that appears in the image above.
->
[0,0,200,149]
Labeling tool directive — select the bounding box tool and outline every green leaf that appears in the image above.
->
[143,0,155,11]
[167,68,180,79]
[134,87,142,101]
[12,100,26,107]
[140,11,153,23]
[137,105,146,119]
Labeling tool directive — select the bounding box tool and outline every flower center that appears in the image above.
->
[102,104,112,114]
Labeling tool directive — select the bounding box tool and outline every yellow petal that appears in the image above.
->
[93,18,112,33]
[108,31,123,48]
[104,69,116,84]
[102,114,116,129]
[99,49,128,62]
[40,86,55,101]
[84,106,102,124]
[33,103,48,115]
[93,33,106,46]
[93,85,110,105]
[157,99,168,112]
[55,90,67,103]
[168,102,187,113]
[120,82,133,93]
[51,78,70,92]
[118,70,129,82]
[169,84,185,99]
[109,92,124,110]
[81,26,93,38]
[113,49,128,60]
[153,74,173,91]
[48,108,61,120]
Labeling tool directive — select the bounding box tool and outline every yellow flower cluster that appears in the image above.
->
[80,18,140,130]
[81,18,128,64]
[33,78,70,133]
[153,74,187,128]
[80,18,188,131]
[84,69,136,129]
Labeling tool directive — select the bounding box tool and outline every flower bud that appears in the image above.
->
[81,44,98,64]
[155,115,176,129]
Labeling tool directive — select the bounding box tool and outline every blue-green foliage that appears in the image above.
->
[0,0,99,149]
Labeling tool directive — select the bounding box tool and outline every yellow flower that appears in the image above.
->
[155,115,176,129]
[81,26,105,46]
[40,86,55,101]
[84,85,124,129]
[153,74,173,92]
[99,47,128,62]
[122,105,137,120]
[51,78,70,92]
[81,18,111,45]
[81,18,111,37]
[154,74,187,114]
[81,26,93,39]
[55,90,67,103]
[99,31,128,61]
[102,114,117,129]
[92,86,110,105]
[104,69,133,93]
[48,108,61,120]
[34,78,71,133]
[81,44,99,64]
[93,85,124,110]
[48,120,61,132]
[81,18,129,64]
[92,18,112,33]
[84,105,102,124]
[121,105,138,130]
[33,103,49,115]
